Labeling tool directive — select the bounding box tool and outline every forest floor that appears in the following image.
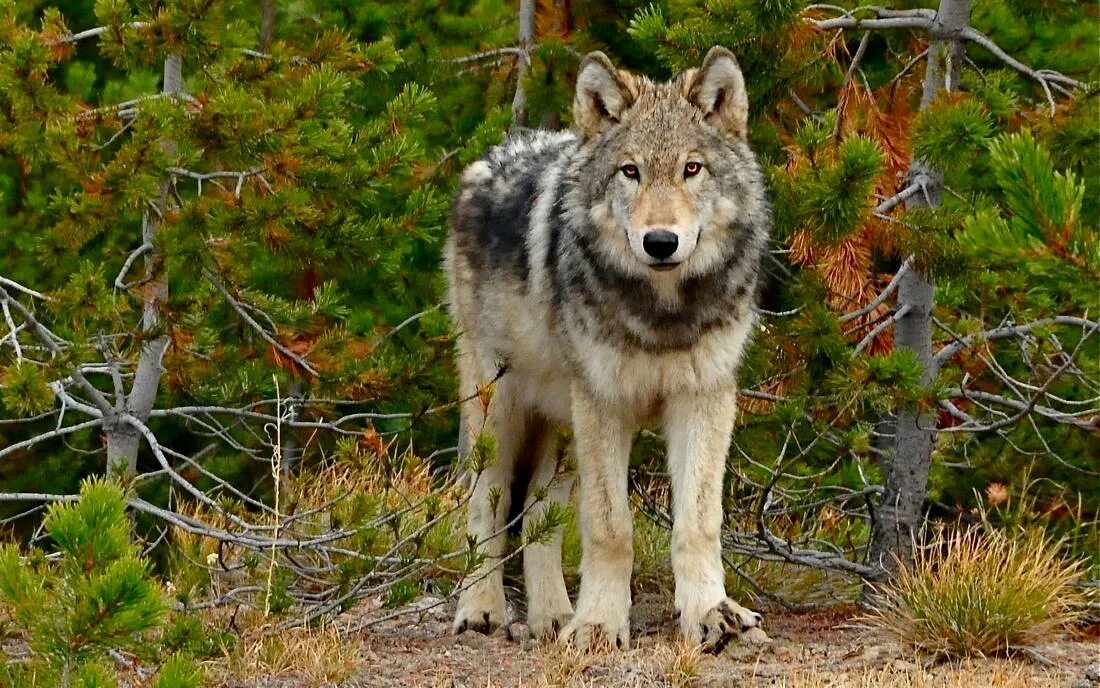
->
[215,593,1100,688]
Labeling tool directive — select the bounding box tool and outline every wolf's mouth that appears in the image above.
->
[649,262,680,272]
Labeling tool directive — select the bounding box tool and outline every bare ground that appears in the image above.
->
[218,595,1100,688]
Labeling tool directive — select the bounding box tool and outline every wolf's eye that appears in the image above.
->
[684,161,703,178]
[620,164,640,180]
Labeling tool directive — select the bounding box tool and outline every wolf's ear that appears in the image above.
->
[687,46,749,139]
[573,51,633,138]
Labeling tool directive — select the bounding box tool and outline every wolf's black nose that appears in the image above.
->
[642,230,678,259]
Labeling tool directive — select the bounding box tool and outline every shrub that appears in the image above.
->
[861,526,1085,658]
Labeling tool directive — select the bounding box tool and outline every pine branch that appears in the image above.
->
[811,16,932,31]
[853,304,911,354]
[940,388,1096,431]
[0,297,23,363]
[205,272,319,377]
[0,276,49,302]
[75,93,196,122]
[167,166,265,198]
[874,176,931,215]
[831,30,874,139]
[450,46,527,64]
[0,286,65,354]
[889,48,930,87]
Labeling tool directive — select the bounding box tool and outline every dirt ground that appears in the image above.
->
[225,594,1100,688]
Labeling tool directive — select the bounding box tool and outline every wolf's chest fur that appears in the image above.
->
[446,129,766,420]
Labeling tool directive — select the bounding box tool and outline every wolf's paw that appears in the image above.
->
[527,605,573,641]
[452,583,506,635]
[690,599,766,654]
[559,618,629,651]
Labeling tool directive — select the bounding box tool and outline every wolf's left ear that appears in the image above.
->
[687,47,749,139]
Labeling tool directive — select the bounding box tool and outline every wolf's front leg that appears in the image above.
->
[664,387,763,653]
[522,429,575,640]
[559,384,634,650]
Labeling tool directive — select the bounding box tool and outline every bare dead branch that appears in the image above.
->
[0,419,104,461]
[840,258,913,324]
[853,304,911,354]
[960,26,1085,114]
[932,316,1099,370]
[48,22,149,45]
[450,46,526,64]
[114,243,153,291]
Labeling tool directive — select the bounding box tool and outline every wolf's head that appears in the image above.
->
[570,47,764,281]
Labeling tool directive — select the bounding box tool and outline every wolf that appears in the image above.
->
[444,46,771,653]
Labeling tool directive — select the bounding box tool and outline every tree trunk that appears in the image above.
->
[105,54,179,475]
[279,380,303,505]
[510,0,535,131]
[868,0,970,579]
[260,0,276,49]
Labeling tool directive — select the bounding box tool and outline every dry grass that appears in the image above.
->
[771,661,1067,688]
[523,642,1072,688]
[536,636,619,687]
[860,526,1085,658]
[209,624,361,687]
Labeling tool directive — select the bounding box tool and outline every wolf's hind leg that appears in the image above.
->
[663,387,764,653]
[560,385,634,651]
[522,428,575,640]
[452,375,524,635]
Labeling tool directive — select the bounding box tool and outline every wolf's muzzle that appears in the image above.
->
[642,230,678,259]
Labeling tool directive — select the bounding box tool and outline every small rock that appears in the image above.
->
[742,626,772,644]
[1086,664,1100,682]
[507,622,532,643]
[454,630,490,648]
[408,594,449,620]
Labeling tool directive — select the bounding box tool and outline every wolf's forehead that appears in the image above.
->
[618,95,709,158]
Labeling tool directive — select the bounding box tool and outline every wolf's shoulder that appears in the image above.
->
[450,130,575,282]
[485,129,577,168]
[459,129,576,186]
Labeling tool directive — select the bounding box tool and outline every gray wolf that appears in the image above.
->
[444,46,771,653]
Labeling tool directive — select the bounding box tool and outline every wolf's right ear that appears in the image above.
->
[687,47,749,139]
[573,51,633,138]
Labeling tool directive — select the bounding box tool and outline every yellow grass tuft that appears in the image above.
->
[212,624,361,687]
[660,639,705,688]
[861,526,1084,658]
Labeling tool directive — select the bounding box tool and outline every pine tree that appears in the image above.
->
[0,478,200,688]
[0,0,454,495]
